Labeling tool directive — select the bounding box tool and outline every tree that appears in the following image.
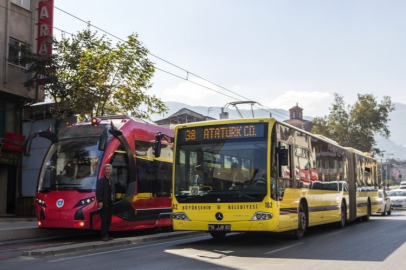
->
[311,93,394,155]
[20,29,167,130]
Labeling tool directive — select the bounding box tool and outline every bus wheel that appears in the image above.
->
[210,231,227,239]
[337,202,346,228]
[293,203,306,239]
[362,201,371,221]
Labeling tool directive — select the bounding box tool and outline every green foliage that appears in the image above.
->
[311,93,394,155]
[20,29,167,125]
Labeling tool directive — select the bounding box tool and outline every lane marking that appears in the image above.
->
[327,229,347,236]
[264,242,303,254]
[48,235,210,262]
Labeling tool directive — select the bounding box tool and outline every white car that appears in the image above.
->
[388,189,406,209]
[376,190,391,215]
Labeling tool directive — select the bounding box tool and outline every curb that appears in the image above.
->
[0,227,92,242]
[22,231,203,258]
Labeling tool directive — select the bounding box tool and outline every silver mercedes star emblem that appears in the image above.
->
[215,212,223,221]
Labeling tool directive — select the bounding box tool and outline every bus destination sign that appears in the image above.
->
[179,123,266,143]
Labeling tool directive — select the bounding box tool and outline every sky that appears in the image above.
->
[52,0,406,120]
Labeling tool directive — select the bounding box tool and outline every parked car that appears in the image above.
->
[388,189,406,209]
[376,190,391,215]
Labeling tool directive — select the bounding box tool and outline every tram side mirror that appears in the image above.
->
[279,148,288,166]
[98,132,108,151]
[154,137,162,158]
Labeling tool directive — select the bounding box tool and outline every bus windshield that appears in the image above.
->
[38,137,104,192]
[174,138,268,203]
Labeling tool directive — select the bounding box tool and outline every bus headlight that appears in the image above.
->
[251,212,273,221]
[36,198,47,207]
[74,197,95,208]
[172,212,190,221]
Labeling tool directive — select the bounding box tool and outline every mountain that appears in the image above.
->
[151,102,406,160]
[150,101,311,122]
[375,103,406,159]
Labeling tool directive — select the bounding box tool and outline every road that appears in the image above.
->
[1,210,406,270]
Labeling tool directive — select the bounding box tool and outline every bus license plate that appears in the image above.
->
[208,224,231,231]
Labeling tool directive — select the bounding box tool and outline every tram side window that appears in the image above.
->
[135,140,154,157]
[110,151,129,200]
[137,158,154,193]
[154,160,172,197]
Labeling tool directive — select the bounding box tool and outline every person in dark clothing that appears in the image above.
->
[96,164,116,241]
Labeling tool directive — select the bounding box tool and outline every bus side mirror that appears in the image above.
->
[279,148,288,166]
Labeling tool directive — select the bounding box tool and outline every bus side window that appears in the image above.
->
[278,141,292,198]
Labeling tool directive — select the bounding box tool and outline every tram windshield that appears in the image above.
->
[38,137,104,192]
[174,138,268,202]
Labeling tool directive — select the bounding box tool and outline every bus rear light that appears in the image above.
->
[251,212,273,221]
[172,212,190,221]
[91,117,102,126]
[38,221,42,226]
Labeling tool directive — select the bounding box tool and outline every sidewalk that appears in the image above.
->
[0,217,202,258]
[22,230,202,258]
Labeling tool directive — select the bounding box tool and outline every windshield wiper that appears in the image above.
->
[41,183,81,192]
[204,190,256,200]
[76,188,93,192]
[233,190,255,200]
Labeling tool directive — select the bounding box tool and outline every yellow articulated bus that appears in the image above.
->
[170,118,379,239]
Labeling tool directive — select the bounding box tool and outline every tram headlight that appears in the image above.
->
[74,197,96,208]
[172,212,190,221]
[251,212,273,221]
[36,198,47,207]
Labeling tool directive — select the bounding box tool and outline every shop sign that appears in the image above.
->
[2,132,26,152]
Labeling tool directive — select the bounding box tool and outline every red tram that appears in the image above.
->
[24,115,173,231]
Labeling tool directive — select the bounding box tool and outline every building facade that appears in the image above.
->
[283,103,313,132]
[0,0,44,216]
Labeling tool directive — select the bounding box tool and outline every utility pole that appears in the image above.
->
[385,153,394,188]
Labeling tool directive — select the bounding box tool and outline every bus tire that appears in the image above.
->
[210,231,227,239]
[337,201,346,228]
[293,203,306,240]
[362,201,371,221]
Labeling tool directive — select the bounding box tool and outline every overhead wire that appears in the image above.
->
[49,3,291,120]
[1,3,292,120]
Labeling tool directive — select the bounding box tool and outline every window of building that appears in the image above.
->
[292,111,296,119]
[8,38,28,68]
[299,112,302,119]
[0,102,6,138]
[11,0,30,9]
